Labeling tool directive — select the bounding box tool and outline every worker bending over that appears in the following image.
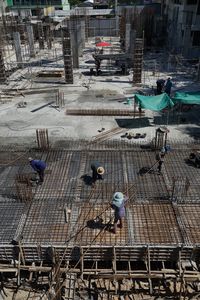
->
[111,192,127,234]
[91,161,105,184]
[29,157,46,184]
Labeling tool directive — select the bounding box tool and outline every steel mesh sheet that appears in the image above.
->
[22,199,70,244]
[70,203,129,246]
[129,203,183,244]
[0,201,25,243]
[0,146,200,248]
[177,204,200,245]
[165,150,200,202]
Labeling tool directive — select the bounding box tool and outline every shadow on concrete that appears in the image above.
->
[154,113,200,126]
[80,174,93,186]
[153,114,179,126]
[179,126,200,140]
[87,218,111,232]
[116,118,151,128]
[184,158,197,168]
[85,60,95,64]
[138,167,156,176]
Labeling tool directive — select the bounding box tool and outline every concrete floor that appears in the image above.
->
[0,37,200,147]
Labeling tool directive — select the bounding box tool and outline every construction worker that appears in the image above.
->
[29,157,46,184]
[111,192,127,234]
[165,77,172,96]
[156,148,166,174]
[91,161,105,184]
[94,58,101,75]
[156,79,165,95]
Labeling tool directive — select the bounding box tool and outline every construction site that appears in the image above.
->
[0,2,200,299]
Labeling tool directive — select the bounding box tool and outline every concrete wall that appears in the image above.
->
[166,0,200,58]
[88,18,117,37]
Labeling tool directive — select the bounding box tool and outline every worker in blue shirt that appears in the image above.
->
[29,157,46,184]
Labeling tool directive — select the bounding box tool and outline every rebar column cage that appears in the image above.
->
[154,126,169,149]
[36,128,49,150]
[62,27,74,84]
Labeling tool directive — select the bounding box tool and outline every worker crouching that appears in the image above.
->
[111,192,127,234]
[29,157,46,185]
[91,161,105,185]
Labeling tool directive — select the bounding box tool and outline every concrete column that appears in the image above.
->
[77,24,82,56]
[26,24,35,58]
[13,32,23,68]
[46,25,52,50]
[0,49,6,83]
[197,59,200,82]
[38,23,45,50]
[80,20,85,49]
[115,15,119,36]
[125,23,131,52]
[182,27,191,58]
[130,29,136,56]
[71,29,79,69]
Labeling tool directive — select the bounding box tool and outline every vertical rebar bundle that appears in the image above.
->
[15,174,33,203]
[13,32,23,68]
[119,15,126,50]
[80,20,86,50]
[62,27,73,84]
[171,177,190,203]
[56,90,65,108]
[0,48,6,83]
[38,22,45,50]
[133,38,143,84]
[36,128,49,150]
[26,23,35,58]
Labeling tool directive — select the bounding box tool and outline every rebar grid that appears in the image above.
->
[34,150,79,201]
[0,145,200,250]
[176,204,200,244]
[0,201,25,243]
[22,199,69,244]
[125,150,170,201]
[129,203,182,244]
[70,204,128,246]
[165,149,200,202]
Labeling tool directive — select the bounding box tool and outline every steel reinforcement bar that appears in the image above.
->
[66,109,144,116]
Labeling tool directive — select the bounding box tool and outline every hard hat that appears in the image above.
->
[97,167,105,175]
[28,157,33,161]
[112,192,124,207]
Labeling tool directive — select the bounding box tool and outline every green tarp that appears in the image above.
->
[173,91,200,105]
[135,93,174,111]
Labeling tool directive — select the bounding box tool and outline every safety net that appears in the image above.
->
[135,93,174,111]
